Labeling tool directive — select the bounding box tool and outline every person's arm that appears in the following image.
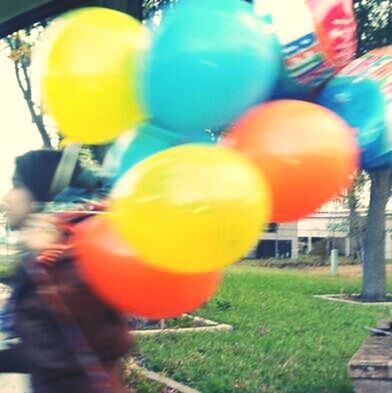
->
[19,214,64,252]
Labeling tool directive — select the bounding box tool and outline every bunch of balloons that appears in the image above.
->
[34,0,360,319]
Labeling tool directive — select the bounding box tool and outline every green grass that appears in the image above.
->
[0,258,18,282]
[129,266,392,393]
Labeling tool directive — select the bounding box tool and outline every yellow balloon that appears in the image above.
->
[108,145,271,273]
[39,7,149,144]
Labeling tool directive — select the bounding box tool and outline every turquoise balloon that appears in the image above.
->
[187,129,218,145]
[115,124,180,181]
[102,131,136,176]
[142,0,280,134]
[113,123,216,181]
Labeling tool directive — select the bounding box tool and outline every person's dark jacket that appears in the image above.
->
[14,246,132,392]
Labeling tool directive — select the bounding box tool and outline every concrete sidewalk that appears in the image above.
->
[0,284,31,392]
[0,374,30,392]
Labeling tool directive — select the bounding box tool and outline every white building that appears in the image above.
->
[250,185,392,259]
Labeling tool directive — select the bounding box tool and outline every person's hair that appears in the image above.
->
[14,149,93,202]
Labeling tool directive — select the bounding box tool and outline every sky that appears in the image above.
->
[0,51,42,198]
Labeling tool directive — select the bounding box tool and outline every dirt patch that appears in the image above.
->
[298,265,392,279]
[123,357,200,393]
[239,261,392,278]
[129,315,209,331]
[129,315,233,336]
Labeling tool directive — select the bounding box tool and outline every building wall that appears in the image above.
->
[246,207,392,260]
[249,180,392,260]
[246,222,299,259]
[262,222,298,258]
[299,210,392,259]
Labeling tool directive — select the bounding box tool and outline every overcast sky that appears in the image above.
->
[0,51,42,199]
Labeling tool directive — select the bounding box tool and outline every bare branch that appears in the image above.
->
[13,61,26,95]
[4,26,53,148]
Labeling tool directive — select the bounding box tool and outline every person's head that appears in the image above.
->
[2,148,91,229]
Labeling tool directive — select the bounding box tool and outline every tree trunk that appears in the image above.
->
[340,173,366,261]
[18,61,52,148]
[31,109,52,148]
[347,188,364,262]
[361,169,392,301]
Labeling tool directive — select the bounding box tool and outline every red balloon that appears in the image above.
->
[73,217,221,319]
[223,100,358,222]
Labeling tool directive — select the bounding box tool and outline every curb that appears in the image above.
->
[314,294,392,306]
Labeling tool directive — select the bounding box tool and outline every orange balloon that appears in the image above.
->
[73,217,221,319]
[223,100,358,222]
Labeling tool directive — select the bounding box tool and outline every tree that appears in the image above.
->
[3,25,53,147]
[344,172,367,262]
[143,0,176,18]
[0,1,144,37]
[353,0,392,300]
[362,169,392,300]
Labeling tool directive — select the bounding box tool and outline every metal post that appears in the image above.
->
[5,223,9,257]
[345,237,350,257]
[307,236,312,254]
[330,249,339,274]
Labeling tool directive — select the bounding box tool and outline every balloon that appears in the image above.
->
[142,0,280,134]
[102,131,137,177]
[38,7,149,144]
[185,130,217,145]
[108,145,271,273]
[223,100,358,222]
[316,47,392,170]
[255,0,357,99]
[74,218,221,319]
[306,0,357,69]
[115,123,181,180]
[103,124,217,182]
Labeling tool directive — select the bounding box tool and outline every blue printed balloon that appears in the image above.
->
[317,76,386,169]
[316,47,392,171]
[142,0,280,134]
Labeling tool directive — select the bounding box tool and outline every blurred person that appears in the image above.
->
[1,147,133,393]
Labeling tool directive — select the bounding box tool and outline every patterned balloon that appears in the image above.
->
[254,0,357,98]
[306,0,357,69]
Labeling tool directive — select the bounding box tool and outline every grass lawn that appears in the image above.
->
[128,265,392,393]
[0,258,18,283]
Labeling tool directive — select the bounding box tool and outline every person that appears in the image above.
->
[1,147,133,393]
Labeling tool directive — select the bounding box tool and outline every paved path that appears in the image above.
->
[0,374,30,393]
[0,283,31,392]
